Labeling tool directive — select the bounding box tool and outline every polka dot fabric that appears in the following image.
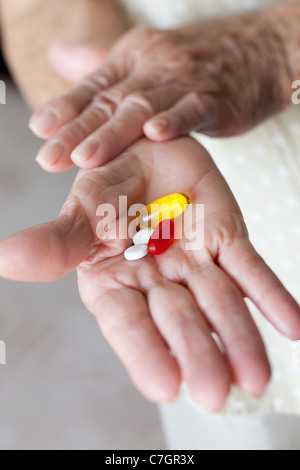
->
[115,0,292,29]
[193,105,300,415]
[114,0,300,415]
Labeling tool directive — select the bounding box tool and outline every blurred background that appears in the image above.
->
[0,66,165,450]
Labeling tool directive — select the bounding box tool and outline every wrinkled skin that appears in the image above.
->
[29,9,295,172]
[1,137,299,411]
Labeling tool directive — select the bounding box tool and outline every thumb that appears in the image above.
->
[48,42,111,83]
[0,204,95,283]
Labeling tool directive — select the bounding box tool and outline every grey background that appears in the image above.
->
[0,78,164,450]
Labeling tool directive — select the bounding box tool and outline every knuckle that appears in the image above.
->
[128,25,156,43]
[78,77,104,93]
[123,92,156,115]
[51,95,79,117]
[186,92,224,135]
[80,70,115,90]
[187,91,206,110]
[59,119,89,143]
[188,92,219,119]
[113,26,156,55]
[92,95,117,119]
[86,105,107,123]
[209,98,242,137]
[101,87,128,105]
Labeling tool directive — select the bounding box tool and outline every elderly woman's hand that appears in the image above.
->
[29,2,300,172]
[0,137,300,410]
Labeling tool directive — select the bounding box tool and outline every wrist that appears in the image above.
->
[0,0,129,108]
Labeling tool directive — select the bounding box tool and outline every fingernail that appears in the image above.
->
[146,118,169,134]
[241,380,266,398]
[71,139,100,163]
[36,140,66,167]
[30,109,60,136]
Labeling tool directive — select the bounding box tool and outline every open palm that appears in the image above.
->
[0,137,299,411]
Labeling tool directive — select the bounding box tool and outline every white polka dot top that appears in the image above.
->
[115,0,291,29]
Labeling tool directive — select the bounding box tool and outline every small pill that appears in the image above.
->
[133,228,154,246]
[148,219,175,256]
[124,244,148,261]
[136,193,190,230]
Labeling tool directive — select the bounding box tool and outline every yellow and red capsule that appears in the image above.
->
[125,192,191,261]
[148,219,176,255]
[136,193,190,230]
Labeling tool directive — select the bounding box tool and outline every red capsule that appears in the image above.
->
[147,219,175,255]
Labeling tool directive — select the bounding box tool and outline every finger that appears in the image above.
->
[148,283,231,411]
[0,154,143,282]
[35,105,111,172]
[71,86,184,168]
[29,62,120,138]
[48,43,111,83]
[85,285,181,402]
[0,204,94,282]
[218,238,300,341]
[144,92,220,141]
[35,78,146,171]
[187,261,271,397]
